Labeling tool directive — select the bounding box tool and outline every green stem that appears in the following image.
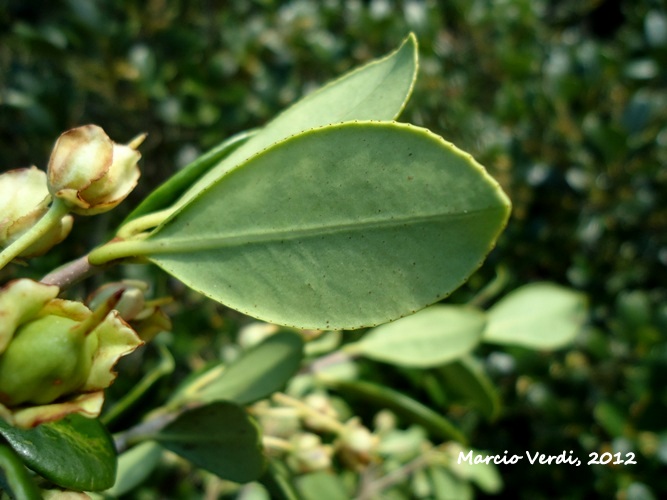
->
[272,392,347,434]
[102,342,175,427]
[356,448,438,500]
[469,265,509,308]
[0,198,70,271]
[87,237,156,266]
[116,208,175,239]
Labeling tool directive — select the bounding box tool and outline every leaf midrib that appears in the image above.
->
[146,206,502,255]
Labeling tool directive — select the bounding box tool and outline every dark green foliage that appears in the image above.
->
[155,401,265,483]
[0,414,116,491]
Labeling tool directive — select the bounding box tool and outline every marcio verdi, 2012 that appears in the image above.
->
[458,450,582,467]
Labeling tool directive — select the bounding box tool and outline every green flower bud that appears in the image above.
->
[47,125,144,215]
[0,315,92,406]
[0,167,73,257]
[0,279,143,428]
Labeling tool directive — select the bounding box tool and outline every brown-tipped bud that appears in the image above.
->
[47,125,143,215]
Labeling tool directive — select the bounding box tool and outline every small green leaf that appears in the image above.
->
[347,305,486,367]
[449,448,502,494]
[468,460,503,494]
[296,471,349,500]
[593,401,627,437]
[428,466,473,500]
[154,401,265,483]
[0,445,41,500]
[483,282,587,349]
[0,414,116,491]
[172,33,418,213]
[323,378,467,444]
[172,331,304,406]
[114,121,509,330]
[105,441,163,497]
[259,459,301,500]
[437,355,501,421]
[122,128,256,225]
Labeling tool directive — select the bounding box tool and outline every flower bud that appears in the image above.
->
[336,418,379,470]
[256,405,301,439]
[0,167,73,257]
[0,279,143,428]
[47,125,144,215]
[87,281,148,322]
[87,280,172,342]
[302,392,339,432]
[287,433,333,472]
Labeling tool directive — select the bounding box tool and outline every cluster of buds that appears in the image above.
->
[0,279,143,428]
[261,391,380,474]
[335,417,380,470]
[0,126,169,435]
[0,125,143,262]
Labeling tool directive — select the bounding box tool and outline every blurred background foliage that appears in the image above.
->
[1,0,666,498]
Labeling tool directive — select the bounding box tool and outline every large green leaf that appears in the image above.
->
[483,282,587,349]
[153,401,265,483]
[345,305,486,367]
[171,330,304,406]
[0,414,116,491]
[170,33,418,212]
[93,121,510,330]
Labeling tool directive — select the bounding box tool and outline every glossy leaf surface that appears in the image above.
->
[154,401,264,483]
[0,414,116,491]
[347,305,486,367]
[172,33,418,212]
[135,122,510,330]
[483,282,587,349]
